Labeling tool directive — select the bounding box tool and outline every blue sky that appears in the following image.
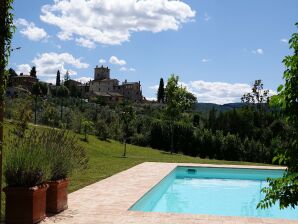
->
[9,0,298,104]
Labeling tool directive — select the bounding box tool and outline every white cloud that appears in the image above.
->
[280,38,288,43]
[187,80,251,104]
[16,18,48,41]
[16,64,31,75]
[109,56,126,66]
[201,58,211,63]
[57,31,73,41]
[99,59,106,64]
[252,48,264,55]
[43,78,56,84]
[154,80,276,105]
[75,37,96,49]
[32,52,89,77]
[149,85,159,90]
[204,13,210,21]
[119,66,136,72]
[145,97,157,101]
[40,0,195,46]
[75,76,91,83]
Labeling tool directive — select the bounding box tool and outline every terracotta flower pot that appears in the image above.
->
[3,184,49,224]
[46,178,69,213]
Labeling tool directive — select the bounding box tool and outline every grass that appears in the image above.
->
[69,133,269,192]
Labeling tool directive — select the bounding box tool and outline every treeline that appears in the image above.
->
[5,93,288,164]
[150,107,286,164]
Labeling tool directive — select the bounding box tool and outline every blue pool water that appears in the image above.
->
[130,166,298,220]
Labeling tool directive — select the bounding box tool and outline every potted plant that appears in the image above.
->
[44,129,87,214]
[4,130,50,224]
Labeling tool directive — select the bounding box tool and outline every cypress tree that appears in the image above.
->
[157,78,165,103]
[56,70,61,86]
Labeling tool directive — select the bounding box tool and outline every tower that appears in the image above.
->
[94,65,110,80]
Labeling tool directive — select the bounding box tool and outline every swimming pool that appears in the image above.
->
[130,166,298,220]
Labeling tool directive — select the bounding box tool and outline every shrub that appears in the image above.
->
[4,131,50,187]
[5,128,88,187]
[174,122,194,155]
[40,129,88,181]
[221,133,241,161]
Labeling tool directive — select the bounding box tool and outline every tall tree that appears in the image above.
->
[241,80,270,105]
[7,67,17,87]
[64,70,70,82]
[121,103,135,157]
[157,78,165,103]
[81,118,94,142]
[30,66,37,78]
[258,23,298,209]
[208,107,217,131]
[56,85,69,122]
[56,70,61,86]
[31,82,48,124]
[164,75,197,153]
[8,67,17,76]
[0,0,15,217]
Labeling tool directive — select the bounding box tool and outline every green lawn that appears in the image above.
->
[69,132,270,192]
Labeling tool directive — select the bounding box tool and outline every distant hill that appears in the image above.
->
[194,102,245,113]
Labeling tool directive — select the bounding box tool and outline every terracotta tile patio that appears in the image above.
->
[43,162,298,224]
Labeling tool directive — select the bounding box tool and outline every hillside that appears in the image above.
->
[194,102,244,113]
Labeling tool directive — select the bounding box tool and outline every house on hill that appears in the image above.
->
[88,65,143,103]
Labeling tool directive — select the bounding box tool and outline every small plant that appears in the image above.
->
[40,128,88,181]
[4,130,50,187]
[4,128,88,186]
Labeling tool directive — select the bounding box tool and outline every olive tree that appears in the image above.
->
[120,103,135,157]
[56,85,69,122]
[31,82,47,124]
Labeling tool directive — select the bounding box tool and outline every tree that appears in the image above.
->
[208,107,217,131]
[31,82,47,124]
[30,66,37,78]
[56,70,61,86]
[56,85,69,121]
[12,97,32,138]
[64,70,70,82]
[157,78,165,103]
[241,80,270,105]
[120,103,135,157]
[258,23,298,209]
[0,0,15,217]
[7,67,17,87]
[81,119,94,142]
[8,67,16,76]
[164,75,197,153]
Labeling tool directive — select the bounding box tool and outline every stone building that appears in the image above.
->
[115,80,143,103]
[88,65,143,103]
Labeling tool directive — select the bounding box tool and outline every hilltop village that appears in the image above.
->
[7,65,144,103]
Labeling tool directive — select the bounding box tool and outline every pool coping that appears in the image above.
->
[43,162,298,224]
